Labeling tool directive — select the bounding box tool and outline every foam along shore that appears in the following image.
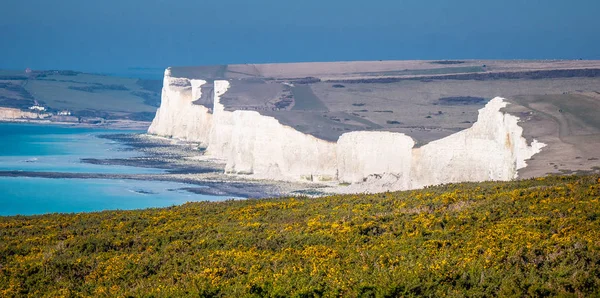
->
[148,68,546,192]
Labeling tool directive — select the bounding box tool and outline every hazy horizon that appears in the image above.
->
[2,0,599,73]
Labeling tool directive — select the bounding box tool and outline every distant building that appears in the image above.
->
[57,110,72,116]
[29,105,46,112]
[25,68,32,74]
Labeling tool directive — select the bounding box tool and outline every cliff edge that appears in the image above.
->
[148,65,549,192]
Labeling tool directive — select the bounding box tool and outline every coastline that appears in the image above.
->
[0,122,332,198]
[0,118,152,131]
[81,133,334,197]
[0,170,309,198]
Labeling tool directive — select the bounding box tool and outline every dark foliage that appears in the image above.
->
[329,68,600,84]
[430,60,466,65]
[68,85,129,93]
[438,96,487,106]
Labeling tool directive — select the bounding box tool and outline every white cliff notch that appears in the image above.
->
[149,69,546,192]
[148,68,213,147]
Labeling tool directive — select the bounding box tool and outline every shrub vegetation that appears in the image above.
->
[1,175,600,297]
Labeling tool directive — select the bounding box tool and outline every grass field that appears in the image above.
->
[291,85,328,111]
[356,66,485,77]
[24,80,156,113]
[0,70,161,120]
[1,174,599,297]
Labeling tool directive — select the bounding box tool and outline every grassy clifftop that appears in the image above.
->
[1,175,599,297]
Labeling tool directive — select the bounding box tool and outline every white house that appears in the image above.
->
[29,105,46,112]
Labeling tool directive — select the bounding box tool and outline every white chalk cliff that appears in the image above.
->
[148,68,213,147]
[0,107,50,120]
[206,80,338,181]
[149,69,546,192]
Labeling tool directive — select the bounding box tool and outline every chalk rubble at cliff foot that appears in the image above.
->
[148,68,546,192]
[148,68,212,147]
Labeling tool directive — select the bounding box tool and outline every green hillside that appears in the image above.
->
[1,175,599,297]
[0,70,162,121]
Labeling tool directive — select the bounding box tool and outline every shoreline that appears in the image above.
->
[0,170,303,198]
[84,132,334,197]
[0,118,152,131]
[0,123,332,198]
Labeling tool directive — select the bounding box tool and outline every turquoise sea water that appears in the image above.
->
[0,123,161,174]
[0,123,230,216]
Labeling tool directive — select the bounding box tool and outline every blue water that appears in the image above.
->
[0,123,231,216]
[0,123,162,174]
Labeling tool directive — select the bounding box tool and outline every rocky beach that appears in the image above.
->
[0,122,317,216]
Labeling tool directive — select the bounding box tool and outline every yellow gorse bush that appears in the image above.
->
[1,174,599,297]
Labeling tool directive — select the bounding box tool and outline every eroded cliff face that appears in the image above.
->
[332,98,545,192]
[207,81,337,181]
[0,107,50,120]
[148,70,546,191]
[337,132,414,187]
[225,110,338,181]
[410,98,546,189]
[148,68,213,146]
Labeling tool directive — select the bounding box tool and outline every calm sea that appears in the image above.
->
[0,123,230,216]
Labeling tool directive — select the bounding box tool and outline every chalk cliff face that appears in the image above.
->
[148,68,212,146]
[337,132,414,187]
[207,81,337,181]
[410,98,546,189]
[224,110,338,181]
[0,107,50,120]
[149,70,545,191]
[332,98,545,191]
